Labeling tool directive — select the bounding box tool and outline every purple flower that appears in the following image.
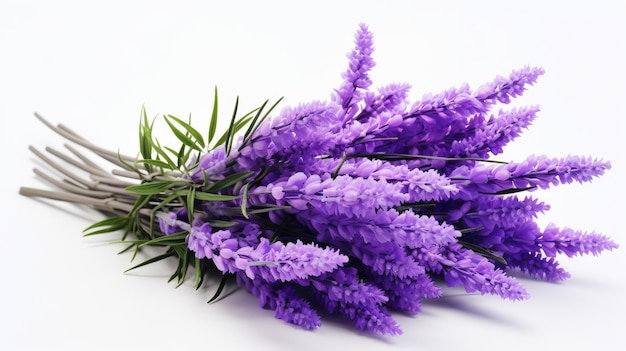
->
[156,208,189,235]
[300,208,459,249]
[412,242,530,301]
[252,172,409,218]
[253,240,349,282]
[190,146,227,183]
[449,106,540,158]
[235,273,322,330]
[238,102,342,170]
[539,223,619,258]
[317,158,458,202]
[473,66,545,104]
[450,155,611,200]
[369,272,442,315]
[306,267,402,335]
[333,23,376,114]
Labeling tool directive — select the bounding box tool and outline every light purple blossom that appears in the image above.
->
[253,240,349,282]
[450,155,611,200]
[137,25,617,335]
[412,242,529,301]
[333,23,376,114]
[540,223,619,258]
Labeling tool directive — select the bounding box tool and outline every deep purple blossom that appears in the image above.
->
[235,273,322,330]
[305,267,402,335]
[369,271,442,314]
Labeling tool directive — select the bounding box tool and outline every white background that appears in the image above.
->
[1,1,625,350]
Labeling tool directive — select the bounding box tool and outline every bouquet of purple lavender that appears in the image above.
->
[20,24,617,335]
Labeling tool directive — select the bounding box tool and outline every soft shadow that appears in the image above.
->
[421,294,529,330]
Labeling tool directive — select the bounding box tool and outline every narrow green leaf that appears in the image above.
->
[242,99,269,141]
[139,107,153,169]
[164,115,202,151]
[193,257,202,289]
[247,205,291,215]
[207,171,255,191]
[165,114,206,149]
[152,138,178,169]
[224,96,239,156]
[347,153,509,165]
[212,115,255,150]
[241,183,250,219]
[136,159,173,170]
[487,186,537,195]
[331,153,347,179]
[186,186,196,223]
[207,274,230,304]
[194,192,239,201]
[176,247,190,287]
[240,97,283,149]
[459,241,508,265]
[209,220,239,228]
[138,232,188,247]
[124,250,176,273]
[208,86,218,143]
[125,181,174,195]
[83,216,129,236]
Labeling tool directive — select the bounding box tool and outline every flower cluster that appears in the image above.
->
[20,24,617,336]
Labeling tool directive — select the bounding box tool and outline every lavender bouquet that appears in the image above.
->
[19,24,617,335]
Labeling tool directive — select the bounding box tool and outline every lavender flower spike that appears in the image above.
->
[253,240,349,282]
[540,223,619,258]
[451,154,611,200]
[333,23,375,115]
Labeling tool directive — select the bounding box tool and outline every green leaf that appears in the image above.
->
[240,97,283,149]
[240,183,250,219]
[136,158,173,170]
[186,186,196,223]
[194,192,239,201]
[459,240,508,265]
[138,232,188,247]
[124,250,176,273]
[139,106,154,168]
[347,153,509,165]
[165,114,206,149]
[164,115,203,152]
[208,86,218,143]
[248,205,291,215]
[224,96,239,156]
[125,181,174,195]
[207,171,255,191]
[83,216,129,236]
[193,257,202,289]
[209,220,239,228]
[331,153,347,179]
[487,186,537,195]
[212,114,254,150]
[242,99,269,142]
[152,138,178,169]
[207,274,230,304]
